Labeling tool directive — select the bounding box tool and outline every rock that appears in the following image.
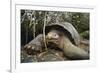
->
[23,34,44,55]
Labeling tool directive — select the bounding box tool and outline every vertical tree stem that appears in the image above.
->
[33,11,36,38]
[25,10,28,44]
[43,12,48,51]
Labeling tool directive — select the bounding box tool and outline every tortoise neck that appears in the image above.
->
[59,36,72,49]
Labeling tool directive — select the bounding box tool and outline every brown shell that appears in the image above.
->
[45,22,80,46]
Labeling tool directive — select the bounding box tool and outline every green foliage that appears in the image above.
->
[80,30,89,39]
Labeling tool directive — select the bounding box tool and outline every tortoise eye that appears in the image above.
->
[54,34,56,36]
[54,33,59,38]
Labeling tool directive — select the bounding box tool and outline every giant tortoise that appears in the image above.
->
[45,22,89,60]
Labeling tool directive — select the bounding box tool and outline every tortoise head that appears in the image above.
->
[46,29,63,45]
[47,30,60,39]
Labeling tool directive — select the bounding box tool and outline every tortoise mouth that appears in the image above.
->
[46,38,59,45]
[47,39,58,42]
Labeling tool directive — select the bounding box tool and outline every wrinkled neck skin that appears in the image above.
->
[59,36,72,49]
[59,36,89,60]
